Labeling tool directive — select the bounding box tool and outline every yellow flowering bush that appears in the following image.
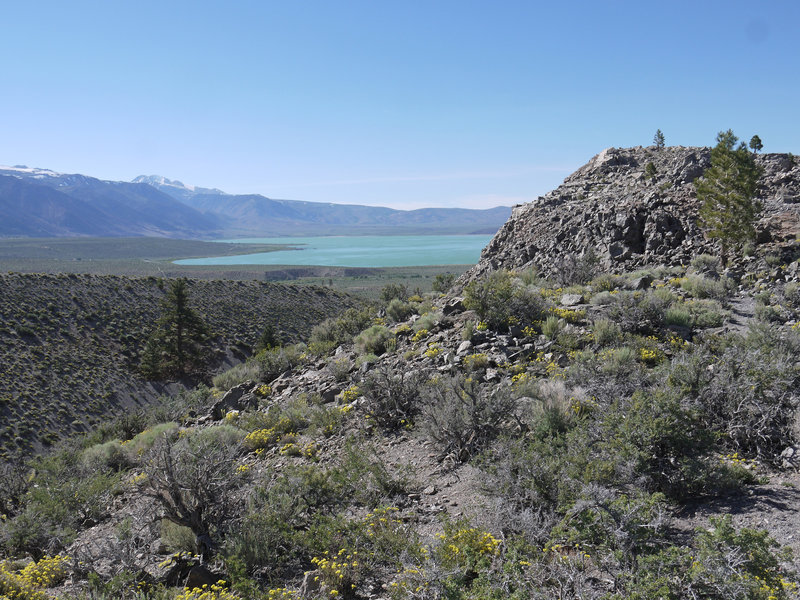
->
[175,581,238,600]
[424,343,442,359]
[393,323,412,335]
[339,385,360,404]
[244,417,296,451]
[436,524,502,571]
[387,565,430,599]
[462,353,488,372]
[311,548,363,597]
[0,555,69,600]
[279,442,301,456]
[364,506,403,538]
[637,336,665,365]
[512,371,531,386]
[266,588,299,599]
[244,427,282,451]
[551,307,586,323]
[411,329,428,342]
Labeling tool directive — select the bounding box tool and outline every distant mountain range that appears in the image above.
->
[0,166,511,238]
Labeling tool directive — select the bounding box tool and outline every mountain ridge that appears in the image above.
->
[0,165,511,238]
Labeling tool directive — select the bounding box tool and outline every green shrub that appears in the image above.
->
[599,389,741,500]
[664,304,692,328]
[608,290,668,333]
[553,250,600,286]
[254,343,307,380]
[754,301,782,323]
[212,360,261,391]
[354,325,394,356]
[617,516,796,600]
[432,272,456,293]
[412,310,442,333]
[462,353,489,372]
[355,353,379,368]
[386,298,414,323]
[81,440,131,473]
[782,281,800,308]
[541,315,562,340]
[124,422,179,460]
[239,396,311,438]
[381,283,409,303]
[161,519,197,554]
[690,253,721,275]
[681,274,733,300]
[2,448,123,556]
[601,346,639,375]
[144,423,245,555]
[463,270,547,329]
[593,318,622,346]
[462,319,475,341]
[517,267,540,286]
[518,379,583,440]
[673,326,799,460]
[592,272,625,292]
[590,290,616,305]
[687,299,726,328]
[326,356,353,382]
[309,307,375,353]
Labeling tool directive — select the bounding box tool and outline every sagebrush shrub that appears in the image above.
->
[309,307,375,353]
[463,270,548,330]
[421,376,518,462]
[386,298,414,323]
[592,318,621,346]
[361,366,426,429]
[354,325,394,356]
[680,274,733,300]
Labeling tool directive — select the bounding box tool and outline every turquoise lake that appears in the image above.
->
[174,235,493,267]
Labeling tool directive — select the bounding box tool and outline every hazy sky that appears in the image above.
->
[2,1,797,209]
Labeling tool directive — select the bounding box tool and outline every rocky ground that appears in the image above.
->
[467,146,800,283]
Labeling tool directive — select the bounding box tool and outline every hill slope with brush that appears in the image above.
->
[2,146,800,600]
[0,273,360,460]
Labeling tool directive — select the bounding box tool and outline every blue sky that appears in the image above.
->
[2,1,797,209]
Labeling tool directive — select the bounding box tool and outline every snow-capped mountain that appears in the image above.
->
[131,175,226,200]
[0,165,511,238]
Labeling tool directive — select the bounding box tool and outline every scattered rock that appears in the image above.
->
[560,293,584,306]
[781,446,800,469]
[628,275,653,290]
[209,381,256,420]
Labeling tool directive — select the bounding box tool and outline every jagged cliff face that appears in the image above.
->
[468,146,800,280]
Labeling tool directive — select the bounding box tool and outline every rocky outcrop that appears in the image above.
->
[466,146,800,281]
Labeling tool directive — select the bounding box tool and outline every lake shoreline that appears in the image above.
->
[174,234,493,268]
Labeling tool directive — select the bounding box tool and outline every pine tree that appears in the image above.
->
[749,134,763,154]
[140,278,211,379]
[697,130,763,264]
[653,129,665,149]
